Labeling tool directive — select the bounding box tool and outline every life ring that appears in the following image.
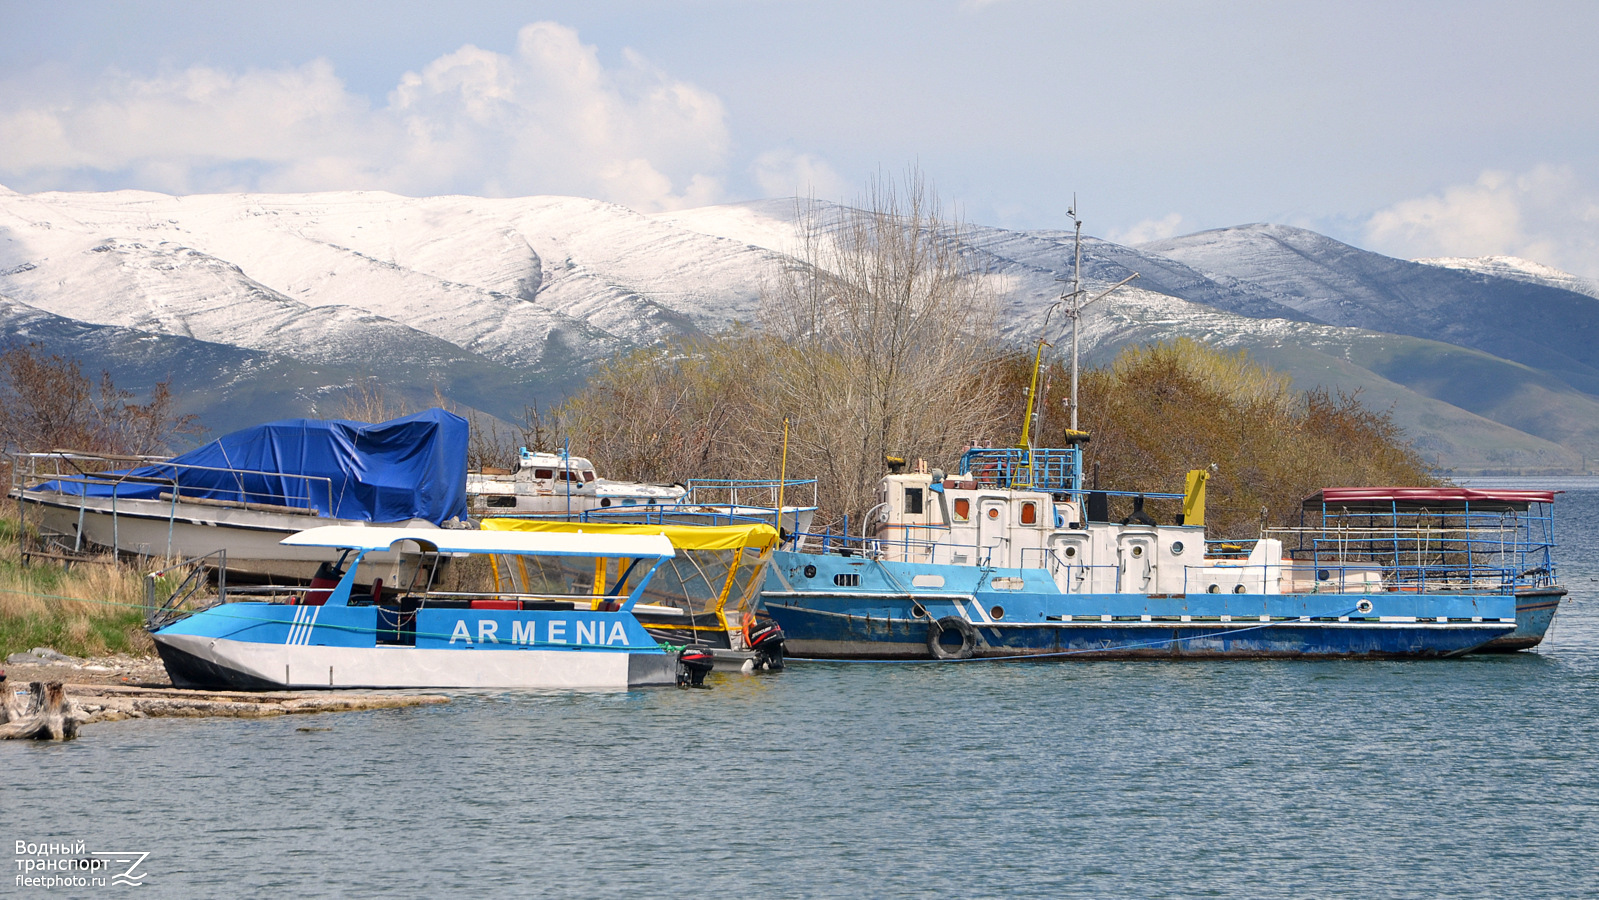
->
[927,616,977,660]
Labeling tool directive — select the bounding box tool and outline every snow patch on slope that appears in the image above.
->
[1415,255,1599,300]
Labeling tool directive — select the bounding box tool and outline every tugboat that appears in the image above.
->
[759,445,1558,660]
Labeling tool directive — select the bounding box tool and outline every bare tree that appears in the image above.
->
[758,170,1010,526]
[551,169,1011,528]
[466,404,551,472]
[0,342,202,456]
[335,377,414,424]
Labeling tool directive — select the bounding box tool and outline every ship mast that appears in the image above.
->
[1017,201,1139,488]
[1060,202,1138,432]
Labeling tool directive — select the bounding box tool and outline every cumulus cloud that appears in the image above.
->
[751,150,850,201]
[1108,212,1186,245]
[1364,165,1599,279]
[0,22,734,211]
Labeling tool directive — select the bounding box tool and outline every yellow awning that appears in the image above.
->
[481,518,779,553]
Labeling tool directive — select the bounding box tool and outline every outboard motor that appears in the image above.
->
[676,645,716,688]
[746,618,786,672]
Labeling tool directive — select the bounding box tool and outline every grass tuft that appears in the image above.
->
[0,514,156,659]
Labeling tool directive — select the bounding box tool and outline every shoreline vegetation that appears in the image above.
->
[0,515,158,661]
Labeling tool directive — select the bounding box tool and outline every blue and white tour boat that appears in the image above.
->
[760,445,1564,660]
[147,525,692,690]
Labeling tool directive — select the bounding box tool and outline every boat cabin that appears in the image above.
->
[466,448,687,515]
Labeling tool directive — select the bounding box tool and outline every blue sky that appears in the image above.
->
[3,0,1596,275]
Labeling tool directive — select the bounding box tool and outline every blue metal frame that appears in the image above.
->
[1294,496,1558,595]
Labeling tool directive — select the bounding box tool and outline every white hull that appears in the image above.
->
[154,633,675,690]
[18,490,434,582]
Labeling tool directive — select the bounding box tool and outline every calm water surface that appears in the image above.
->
[7,479,1599,898]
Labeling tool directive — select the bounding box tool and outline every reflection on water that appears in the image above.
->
[7,482,1599,898]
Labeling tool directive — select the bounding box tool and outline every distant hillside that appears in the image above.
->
[2,188,1596,474]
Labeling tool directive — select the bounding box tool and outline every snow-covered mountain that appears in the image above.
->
[1415,255,1599,301]
[2,187,1595,474]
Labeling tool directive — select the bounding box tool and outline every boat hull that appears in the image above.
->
[761,603,1512,660]
[153,633,675,690]
[18,490,432,582]
[761,550,1519,661]
[1476,589,1566,652]
[149,602,677,690]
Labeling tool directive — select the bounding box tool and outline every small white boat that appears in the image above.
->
[466,448,686,517]
[469,449,819,537]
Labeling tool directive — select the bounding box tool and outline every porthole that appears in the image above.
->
[1316,569,1331,582]
[1064,546,1078,558]
[1207,584,1220,593]
[990,605,1006,620]
[803,565,817,579]
[1131,546,1144,558]
[986,508,999,520]
[911,602,928,618]
[600,498,612,507]
[1171,541,1184,555]
[1232,584,1245,594]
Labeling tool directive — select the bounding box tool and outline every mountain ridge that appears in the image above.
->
[2,188,1594,474]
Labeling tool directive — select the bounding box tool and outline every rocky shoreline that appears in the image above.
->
[2,648,448,739]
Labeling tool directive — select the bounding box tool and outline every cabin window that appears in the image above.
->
[905,487,924,514]
[583,471,595,482]
[834,573,861,587]
[1020,502,1037,525]
[534,468,554,479]
[953,498,970,521]
[486,496,516,508]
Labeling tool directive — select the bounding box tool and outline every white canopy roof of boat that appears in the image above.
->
[280,525,676,559]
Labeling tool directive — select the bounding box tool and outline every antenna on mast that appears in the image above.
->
[1020,200,1140,450]
[1061,201,1139,432]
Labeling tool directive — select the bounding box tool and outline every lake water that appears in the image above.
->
[7,478,1599,898]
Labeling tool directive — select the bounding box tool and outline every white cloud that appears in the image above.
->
[750,150,849,201]
[1108,212,1185,245]
[1364,165,1599,279]
[0,22,735,211]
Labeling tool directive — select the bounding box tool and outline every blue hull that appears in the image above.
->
[763,603,1510,660]
[762,550,1518,660]
[1477,591,1566,652]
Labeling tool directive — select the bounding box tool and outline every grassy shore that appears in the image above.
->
[0,516,158,660]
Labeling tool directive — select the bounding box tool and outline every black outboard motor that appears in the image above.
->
[676,645,716,688]
[746,618,786,672]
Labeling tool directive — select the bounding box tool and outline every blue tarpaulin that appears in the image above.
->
[32,409,469,525]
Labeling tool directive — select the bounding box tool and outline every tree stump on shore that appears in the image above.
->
[0,680,80,741]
